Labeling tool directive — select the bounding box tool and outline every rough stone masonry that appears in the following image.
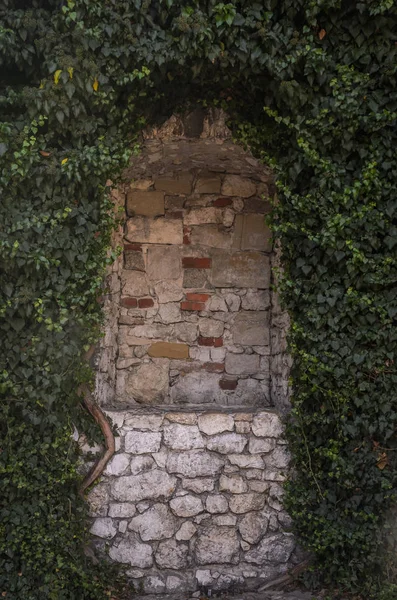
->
[91,109,295,594]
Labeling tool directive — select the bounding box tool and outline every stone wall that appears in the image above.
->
[91,110,295,593]
[96,110,290,411]
[87,408,299,594]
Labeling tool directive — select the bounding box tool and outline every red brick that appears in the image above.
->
[183,226,191,245]
[124,243,142,252]
[121,297,138,308]
[213,197,233,207]
[219,378,238,390]
[198,336,224,347]
[203,362,225,373]
[181,301,205,311]
[165,211,184,219]
[138,298,154,308]
[182,257,212,269]
[186,293,210,302]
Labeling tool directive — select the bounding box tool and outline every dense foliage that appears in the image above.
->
[0,0,396,598]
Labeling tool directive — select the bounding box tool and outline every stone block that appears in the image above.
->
[155,173,193,194]
[212,514,237,526]
[176,522,197,541]
[208,295,228,311]
[239,512,268,544]
[206,494,229,514]
[183,268,209,288]
[148,342,189,359]
[248,437,276,454]
[219,474,248,494]
[126,190,165,217]
[170,494,204,517]
[241,289,270,311]
[144,576,166,594]
[244,533,295,565]
[244,197,272,214]
[229,493,265,514]
[190,225,233,249]
[267,446,290,468]
[198,318,224,338]
[156,539,189,569]
[154,280,184,303]
[128,454,156,475]
[170,372,221,404]
[112,470,177,502]
[125,431,162,454]
[221,175,256,198]
[104,453,130,476]
[232,311,270,346]
[129,178,153,191]
[211,250,270,289]
[108,503,136,518]
[129,504,178,540]
[90,518,117,540]
[233,214,272,252]
[228,454,264,469]
[251,412,284,437]
[225,353,260,375]
[195,174,222,193]
[206,432,247,454]
[197,413,234,435]
[124,250,145,271]
[122,271,149,297]
[126,216,183,245]
[125,362,169,404]
[195,527,239,565]
[124,414,163,430]
[166,450,224,477]
[165,412,197,425]
[182,477,215,493]
[163,423,204,450]
[87,483,110,517]
[147,245,181,281]
[184,207,223,226]
[109,534,153,567]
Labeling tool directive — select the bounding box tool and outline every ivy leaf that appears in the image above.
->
[54,70,62,85]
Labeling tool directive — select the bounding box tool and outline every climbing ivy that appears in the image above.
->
[0,0,396,598]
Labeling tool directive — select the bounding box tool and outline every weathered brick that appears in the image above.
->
[186,293,210,302]
[198,336,223,347]
[183,225,191,245]
[121,297,138,308]
[203,362,225,373]
[182,257,212,269]
[148,342,189,359]
[180,301,205,311]
[219,378,238,390]
[212,197,233,207]
[138,298,154,308]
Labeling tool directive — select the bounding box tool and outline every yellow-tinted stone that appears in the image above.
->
[148,342,189,359]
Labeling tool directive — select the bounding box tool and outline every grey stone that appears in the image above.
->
[163,423,204,450]
[249,480,271,492]
[90,518,117,540]
[183,268,209,288]
[167,450,224,477]
[170,494,204,517]
[147,245,181,281]
[108,503,136,518]
[174,322,198,343]
[152,447,168,469]
[206,432,247,454]
[205,494,229,514]
[190,224,233,249]
[228,454,264,469]
[144,575,166,594]
[232,311,270,346]
[245,533,295,564]
[136,502,150,513]
[196,569,213,586]
[198,318,224,337]
[129,455,156,474]
[125,362,169,404]
[210,346,227,361]
[166,575,186,591]
[170,372,221,404]
[211,250,270,289]
[184,207,223,225]
[208,295,228,311]
[87,483,109,517]
[212,514,237,526]
[109,533,153,567]
[125,431,162,454]
[154,280,184,303]
[112,470,177,502]
[197,413,234,435]
[239,512,268,544]
[182,477,215,493]
[165,412,198,425]
[219,474,248,494]
[156,539,189,569]
[252,411,284,438]
[229,493,265,514]
[223,207,235,227]
[195,527,240,565]
[176,521,197,541]
[124,251,145,271]
[224,293,241,312]
[125,216,183,245]
[157,302,182,324]
[221,175,256,198]
[122,271,149,297]
[234,213,272,252]
[267,446,290,469]
[241,289,271,311]
[129,504,178,540]
[249,437,277,454]
[104,453,130,476]
[118,520,128,533]
[124,414,163,431]
[195,174,222,194]
[225,353,260,375]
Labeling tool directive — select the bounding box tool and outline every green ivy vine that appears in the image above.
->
[0,1,396,598]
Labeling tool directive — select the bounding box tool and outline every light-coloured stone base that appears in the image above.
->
[87,409,298,594]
